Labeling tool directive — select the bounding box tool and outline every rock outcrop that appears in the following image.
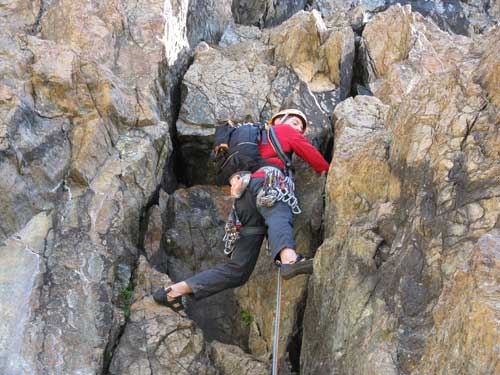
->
[232,0,308,27]
[176,10,354,185]
[302,6,500,375]
[311,0,500,35]
[109,256,216,375]
[0,1,239,374]
[1,2,500,375]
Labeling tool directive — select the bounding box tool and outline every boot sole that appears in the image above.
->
[280,259,313,280]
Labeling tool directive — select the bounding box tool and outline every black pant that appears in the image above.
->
[185,231,265,300]
[184,178,295,300]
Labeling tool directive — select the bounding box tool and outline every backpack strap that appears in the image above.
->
[267,126,294,177]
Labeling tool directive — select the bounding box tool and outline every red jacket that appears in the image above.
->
[251,124,329,178]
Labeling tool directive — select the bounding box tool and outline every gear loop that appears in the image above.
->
[255,166,301,214]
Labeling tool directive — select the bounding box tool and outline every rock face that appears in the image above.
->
[232,0,308,27]
[2,2,500,375]
[109,256,216,375]
[302,6,500,375]
[412,232,500,375]
[311,0,500,35]
[302,95,399,375]
[210,341,270,375]
[0,1,238,374]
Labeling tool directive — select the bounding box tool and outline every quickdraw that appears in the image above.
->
[222,205,242,256]
[256,166,301,214]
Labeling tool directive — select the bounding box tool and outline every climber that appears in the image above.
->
[153,109,329,311]
[251,109,329,268]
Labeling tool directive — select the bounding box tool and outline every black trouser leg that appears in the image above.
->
[185,233,265,300]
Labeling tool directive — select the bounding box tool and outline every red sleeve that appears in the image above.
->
[274,125,329,174]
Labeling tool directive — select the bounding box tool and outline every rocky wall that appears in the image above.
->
[1,1,500,375]
[302,5,500,375]
[0,0,227,373]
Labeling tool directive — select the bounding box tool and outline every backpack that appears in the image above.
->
[211,122,293,186]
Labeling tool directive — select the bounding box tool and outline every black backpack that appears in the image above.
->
[211,122,292,186]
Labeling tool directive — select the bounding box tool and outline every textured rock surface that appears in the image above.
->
[210,341,270,374]
[0,0,172,373]
[311,0,500,35]
[186,0,233,47]
[232,0,307,27]
[302,95,399,375]
[303,6,500,375]
[2,2,500,375]
[411,232,500,375]
[109,256,216,375]
[265,10,355,98]
[0,213,49,373]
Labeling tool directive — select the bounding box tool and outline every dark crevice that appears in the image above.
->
[350,29,372,98]
[102,270,138,374]
[101,323,125,375]
[286,289,308,373]
[460,102,488,151]
[158,50,194,192]
[373,240,391,268]
[136,188,160,251]
[484,1,491,13]
[30,0,47,35]
[323,134,334,171]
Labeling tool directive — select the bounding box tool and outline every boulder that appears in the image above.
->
[109,256,217,375]
[302,95,399,375]
[265,10,355,97]
[209,341,269,374]
[186,0,233,47]
[177,43,276,133]
[360,4,413,81]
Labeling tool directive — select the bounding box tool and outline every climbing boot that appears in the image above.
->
[280,255,313,280]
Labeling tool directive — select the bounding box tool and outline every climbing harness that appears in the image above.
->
[223,202,267,257]
[256,166,301,214]
[272,266,282,375]
[223,205,241,257]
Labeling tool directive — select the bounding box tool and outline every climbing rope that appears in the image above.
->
[272,267,282,375]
